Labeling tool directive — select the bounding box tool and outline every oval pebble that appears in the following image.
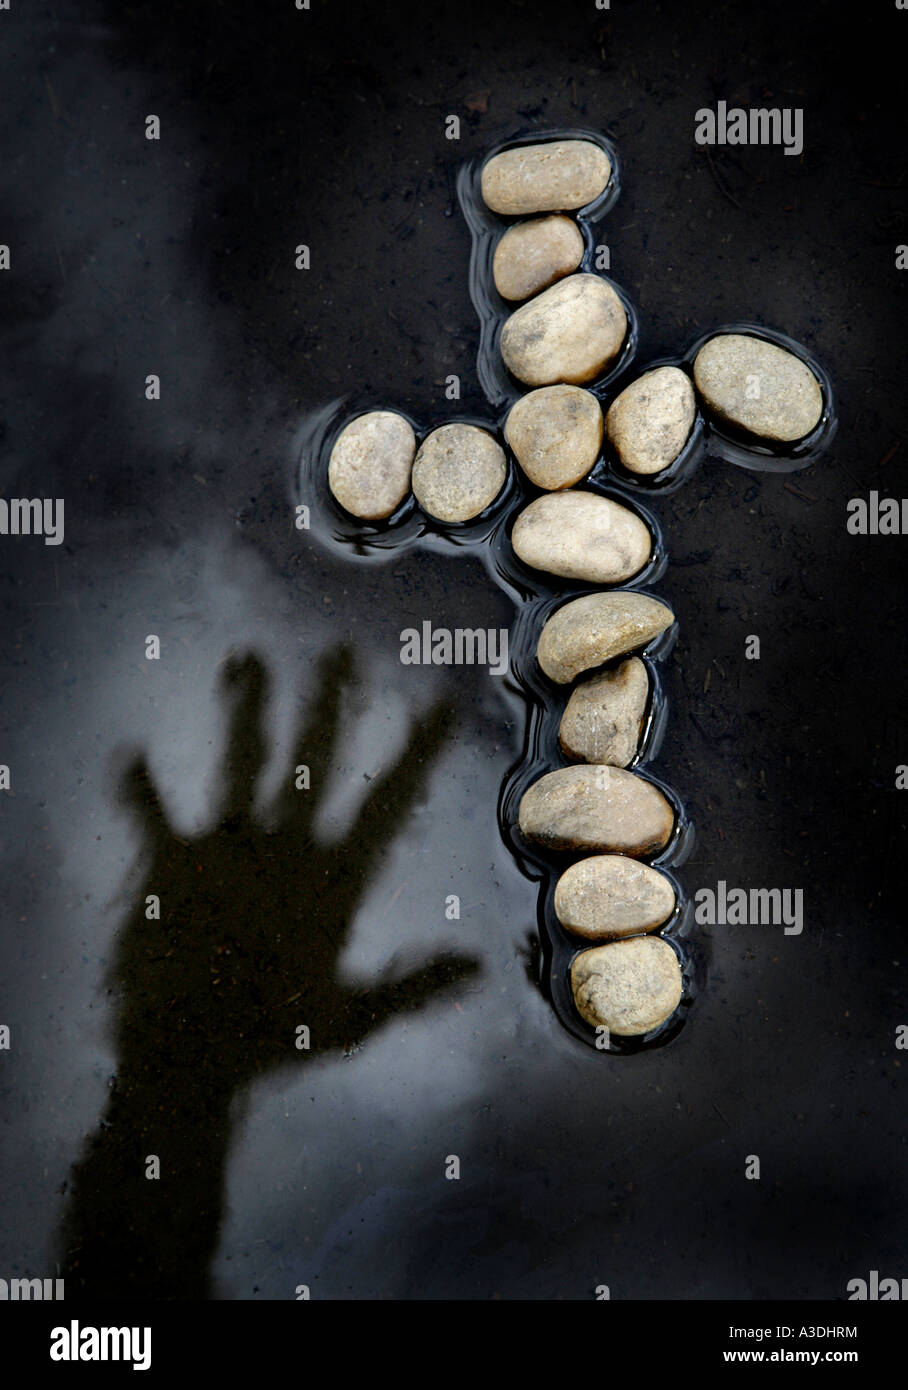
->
[493,215,584,302]
[559,656,649,766]
[571,936,682,1035]
[504,385,602,490]
[606,366,696,475]
[500,274,627,388]
[554,855,676,939]
[537,592,674,685]
[481,139,611,215]
[411,423,506,523]
[328,410,416,520]
[518,765,674,856]
[511,491,651,585]
[692,333,823,442]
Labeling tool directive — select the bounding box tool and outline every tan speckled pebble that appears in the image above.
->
[517,765,674,856]
[606,366,696,475]
[537,592,674,685]
[500,274,627,387]
[511,491,651,585]
[558,657,649,766]
[493,215,584,301]
[693,333,823,442]
[481,140,611,215]
[328,411,416,520]
[504,385,602,490]
[571,936,683,1035]
[554,855,676,939]
[412,423,506,523]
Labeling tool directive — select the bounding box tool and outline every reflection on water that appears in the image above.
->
[4,0,904,1305]
[58,648,479,1298]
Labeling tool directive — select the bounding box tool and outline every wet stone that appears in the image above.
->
[481,139,611,215]
[511,492,651,586]
[571,936,683,1035]
[411,423,507,523]
[500,274,627,388]
[492,215,585,302]
[558,656,649,766]
[692,333,824,442]
[606,366,696,475]
[537,592,674,685]
[517,765,674,856]
[504,385,602,490]
[554,854,676,939]
[328,410,416,520]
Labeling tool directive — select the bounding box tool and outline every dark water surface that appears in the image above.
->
[1,0,906,1299]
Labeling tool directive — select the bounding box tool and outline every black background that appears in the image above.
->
[1,0,906,1302]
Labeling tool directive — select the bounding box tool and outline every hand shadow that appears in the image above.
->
[58,648,480,1299]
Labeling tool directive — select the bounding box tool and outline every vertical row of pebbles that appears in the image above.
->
[477,137,687,1043]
